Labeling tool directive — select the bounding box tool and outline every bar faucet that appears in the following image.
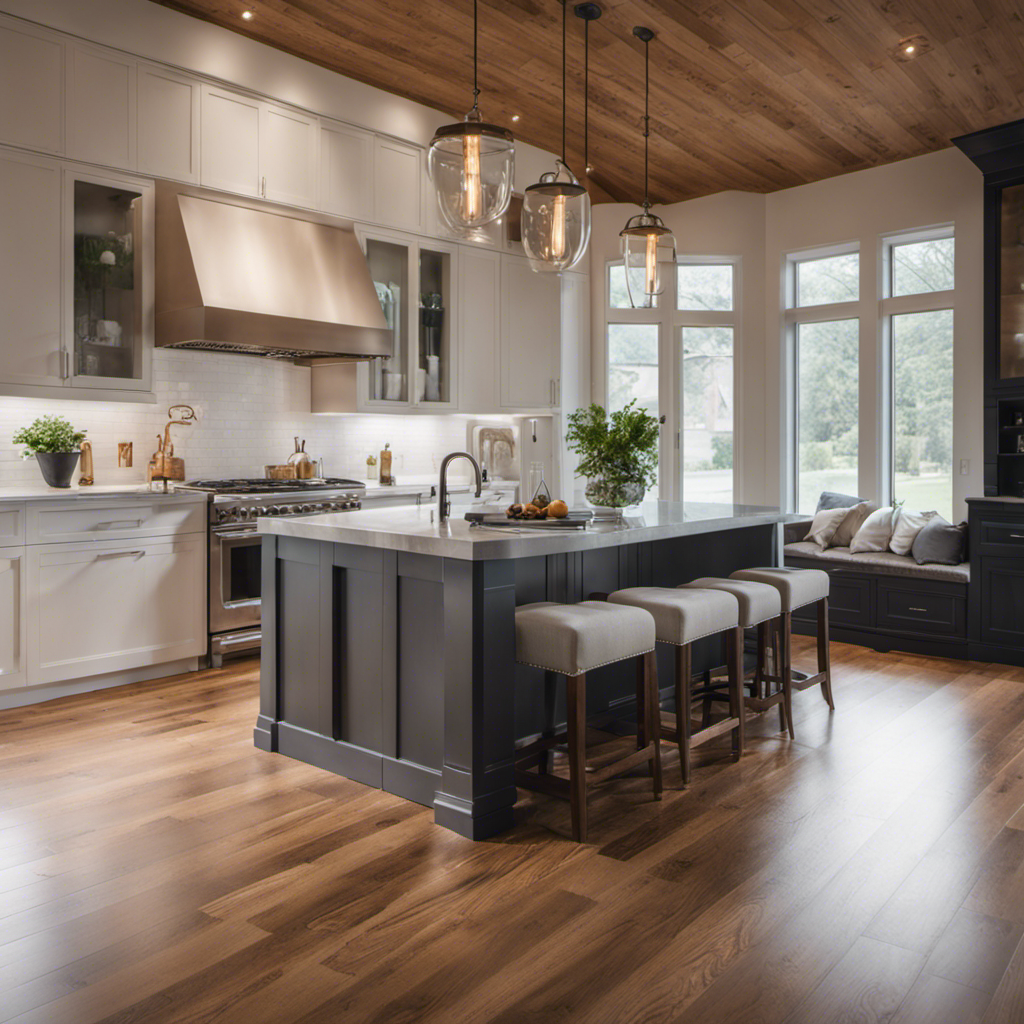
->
[438,451,482,522]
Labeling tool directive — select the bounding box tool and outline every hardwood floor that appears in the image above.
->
[3,640,1024,1022]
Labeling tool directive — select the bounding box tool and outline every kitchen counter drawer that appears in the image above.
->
[27,497,206,544]
[973,514,1024,557]
[876,579,966,638]
[0,503,25,547]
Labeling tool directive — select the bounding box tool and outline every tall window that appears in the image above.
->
[885,233,954,520]
[787,247,860,513]
[678,262,735,503]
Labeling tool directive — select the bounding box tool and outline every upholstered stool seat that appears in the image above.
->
[729,566,834,732]
[513,601,661,842]
[607,586,744,784]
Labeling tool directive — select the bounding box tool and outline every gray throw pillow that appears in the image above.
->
[817,490,865,511]
[912,517,968,565]
[832,501,877,548]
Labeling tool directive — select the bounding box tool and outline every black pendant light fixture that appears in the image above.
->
[620,26,676,308]
[521,0,592,274]
[575,3,600,179]
[427,0,515,231]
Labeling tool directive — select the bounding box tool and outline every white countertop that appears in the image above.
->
[0,482,206,503]
[260,500,786,561]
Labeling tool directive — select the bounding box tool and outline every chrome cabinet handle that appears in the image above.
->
[96,549,144,558]
[96,520,143,530]
[261,175,266,197]
[909,606,927,612]
[1010,533,1024,539]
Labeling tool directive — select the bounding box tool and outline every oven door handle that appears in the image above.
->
[213,527,260,538]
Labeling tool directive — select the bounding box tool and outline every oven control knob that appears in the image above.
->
[255,506,269,517]
[300,504,313,513]
[216,508,230,522]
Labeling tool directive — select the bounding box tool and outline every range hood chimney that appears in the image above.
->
[155,186,392,360]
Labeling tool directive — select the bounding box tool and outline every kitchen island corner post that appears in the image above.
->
[434,556,519,840]
[254,533,279,752]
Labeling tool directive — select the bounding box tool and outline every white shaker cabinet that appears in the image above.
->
[137,63,200,183]
[0,149,64,388]
[320,118,373,219]
[27,534,206,686]
[458,246,501,412]
[0,549,26,691]
[65,43,136,170]
[374,136,423,232]
[500,255,561,410]
[201,84,261,197]
[0,15,63,155]
[261,102,319,208]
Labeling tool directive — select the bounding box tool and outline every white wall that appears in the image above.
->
[0,348,477,486]
[588,148,983,519]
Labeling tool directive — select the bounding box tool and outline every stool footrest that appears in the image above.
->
[792,670,827,691]
[745,692,785,713]
[690,715,742,747]
[589,743,657,786]
[515,768,570,800]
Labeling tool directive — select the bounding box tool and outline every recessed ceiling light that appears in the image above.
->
[894,35,927,60]
[904,44,915,54]
[241,10,254,19]
[511,114,520,123]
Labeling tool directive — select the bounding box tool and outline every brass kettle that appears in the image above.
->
[148,405,196,486]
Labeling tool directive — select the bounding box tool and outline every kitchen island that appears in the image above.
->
[256,501,788,839]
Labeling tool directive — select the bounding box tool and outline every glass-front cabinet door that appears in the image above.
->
[358,229,458,409]
[999,182,1024,383]
[65,168,153,391]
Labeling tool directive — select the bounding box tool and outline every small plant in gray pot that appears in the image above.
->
[565,400,659,513]
[13,416,87,488]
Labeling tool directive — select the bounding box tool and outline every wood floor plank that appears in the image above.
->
[924,908,1024,996]
[889,973,990,1024]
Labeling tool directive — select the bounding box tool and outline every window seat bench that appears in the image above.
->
[783,537,969,659]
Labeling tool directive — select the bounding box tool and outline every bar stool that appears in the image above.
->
[730,567,833,734]
[677,577,784,731]
[514,601,662,842]
[606,587,742,784]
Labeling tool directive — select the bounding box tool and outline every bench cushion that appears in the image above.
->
[785,541,970,584]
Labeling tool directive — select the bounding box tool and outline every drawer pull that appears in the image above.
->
[96,549,145,558]
[96,520,144,530]
[1011,534,1024,539]
[909,606,927,612]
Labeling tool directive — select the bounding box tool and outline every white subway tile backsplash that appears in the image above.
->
[0,349,479,485]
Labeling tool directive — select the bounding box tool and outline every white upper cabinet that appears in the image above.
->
[320,118,373,219]
[137,63,199,183]
[500,255,561,410]
[201,84,261,197]
[65,43,136,170]
[261,102,318,208]
[374,136,423,231]
[458,246,501,412]
[0,16,63,154]
[0,149,64,388]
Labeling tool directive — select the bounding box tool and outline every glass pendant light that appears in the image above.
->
[428,0,515,231]
[620,26,676,308]
[522,1,591,273]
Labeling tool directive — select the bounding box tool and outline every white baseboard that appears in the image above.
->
[0,657,201,710]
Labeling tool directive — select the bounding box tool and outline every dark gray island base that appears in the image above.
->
[255,501,787,840]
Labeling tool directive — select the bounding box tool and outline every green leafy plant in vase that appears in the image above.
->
[13,415,87,488]
[565,400,659,512]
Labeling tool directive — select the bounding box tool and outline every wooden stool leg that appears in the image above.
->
[818,597,835,710]
[636,654,648,750]
[676,644,692,785]
[726,625,745,760]
[567,673,587,843]
[646,650,663,798]
[781,611,795,740]
[756,621,768,700]
[539,670,557,774]
[701,668,713,728]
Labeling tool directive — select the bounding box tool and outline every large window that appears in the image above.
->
[607,323,659,418]
[795,319,860,513]
[886,232,955,521]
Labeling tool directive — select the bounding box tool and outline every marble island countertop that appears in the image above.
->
[260,500,789,561]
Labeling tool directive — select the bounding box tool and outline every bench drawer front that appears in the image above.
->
[975,515,1024,557]
[877,581,966,638]
[792,571,873,628]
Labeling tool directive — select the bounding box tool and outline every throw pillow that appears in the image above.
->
[889,509,938,556]
[803,506,853,549]
[817,490,866,512]
[912,517,968,565]
[832,501,877,548]
[849,506,898,553]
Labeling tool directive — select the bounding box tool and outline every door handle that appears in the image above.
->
[96,549,145,558]
[1010,534,1024,539]
[61,349,70,379]
[261,175,266,197]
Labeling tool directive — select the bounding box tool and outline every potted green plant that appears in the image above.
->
[13,416,87,488]
[565,400,659,512]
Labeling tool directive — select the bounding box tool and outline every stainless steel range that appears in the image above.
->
[178,478,365,665]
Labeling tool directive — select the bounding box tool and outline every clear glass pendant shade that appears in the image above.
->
[428,114,515,231]
[620,210,677,307]
[522,162,591,273]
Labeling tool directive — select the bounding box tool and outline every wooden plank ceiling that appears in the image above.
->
[151,0,1024,204]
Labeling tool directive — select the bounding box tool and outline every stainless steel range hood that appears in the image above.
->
[155,186,391,360]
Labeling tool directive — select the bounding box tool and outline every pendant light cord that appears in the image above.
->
[561,0,567,164]
[472,0,480,108]
[583,14,589,172]
[643,35,650,209]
